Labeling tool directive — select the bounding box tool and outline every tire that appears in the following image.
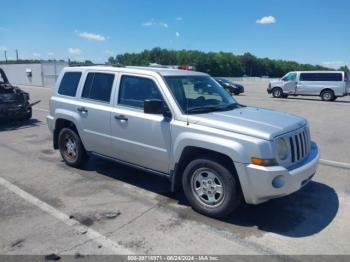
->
[321,90,335,101]
[272,87,283,98]
[331,97,337,101]
[58,127,87,168]
[182,158,242,218]
[282,94,289,99]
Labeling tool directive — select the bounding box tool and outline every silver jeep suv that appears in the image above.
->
[47,66,320,218]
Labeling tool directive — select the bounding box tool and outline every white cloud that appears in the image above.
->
[78,32,106,41]
[142,21,154,27]
[47,52,55,56]
[32,52,41,57]
[321,61,350,69]
[176,17,183,21]
[0,46,7,51]
[68,48,81,55]
[104,50,114,55]
[142,20,168,28]
[175,32,180,38]
[256,16,276,24]
[159,22,168,28]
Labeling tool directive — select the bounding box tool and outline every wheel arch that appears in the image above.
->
[171,146,242,193]
[320,88,335,96]
[53,118,79,149]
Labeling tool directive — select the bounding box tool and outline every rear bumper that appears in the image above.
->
[240,142,320,204]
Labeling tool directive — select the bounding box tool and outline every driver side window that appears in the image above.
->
[283,73,297,82]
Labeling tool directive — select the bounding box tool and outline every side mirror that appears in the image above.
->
[144,99,168,116]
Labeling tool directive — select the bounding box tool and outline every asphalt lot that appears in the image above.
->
[0,81,349,256]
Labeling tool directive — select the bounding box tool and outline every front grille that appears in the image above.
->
[288,127,310,163]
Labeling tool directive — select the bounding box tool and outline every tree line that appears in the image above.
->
[108,48,349,77]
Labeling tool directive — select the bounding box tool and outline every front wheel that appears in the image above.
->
[272,87,283,98]
[58,127,87,168]
[182,158,242,218]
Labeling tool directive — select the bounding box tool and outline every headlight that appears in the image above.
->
[276,137,289,161]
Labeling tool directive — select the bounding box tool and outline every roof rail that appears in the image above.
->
[69,63,125,67]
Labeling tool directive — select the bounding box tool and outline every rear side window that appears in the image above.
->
[118,75,163,109]
[58,72,82,97]
[82,72,115,103]
[300,73,342,81]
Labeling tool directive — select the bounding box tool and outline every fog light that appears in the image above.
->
[272,175,285,188]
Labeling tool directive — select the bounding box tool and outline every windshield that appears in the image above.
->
[164,75,238,114]
[219,78,230,84]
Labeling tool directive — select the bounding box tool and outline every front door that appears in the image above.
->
[282,72,297,94]
[110,74,172,173]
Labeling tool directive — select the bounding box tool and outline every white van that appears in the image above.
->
[268,71,349,101]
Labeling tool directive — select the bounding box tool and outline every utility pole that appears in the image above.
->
[4,50,7,63]
[15,49,19,63]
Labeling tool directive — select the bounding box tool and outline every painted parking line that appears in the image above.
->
[320,159,350,170]
[0,176,134,255]
[33,107,50,113]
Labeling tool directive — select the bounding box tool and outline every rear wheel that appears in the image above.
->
[182,158,242,218]
[321,90,335,101]
[272,87,283,98]
[58,127,87,168]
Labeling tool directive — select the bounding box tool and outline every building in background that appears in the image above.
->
[0,61,68,87]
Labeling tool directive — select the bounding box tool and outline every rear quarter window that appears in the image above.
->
[300,73,342,81]
[58,72,82,97]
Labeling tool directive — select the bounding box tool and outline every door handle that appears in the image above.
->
[114,115,128,121]
[77,107,88,114]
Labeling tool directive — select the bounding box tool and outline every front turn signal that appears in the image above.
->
[251,157,277,166]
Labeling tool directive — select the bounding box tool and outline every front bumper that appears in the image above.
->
[46,115,55,133]
[241,142,320,204]
[0,103,31,119]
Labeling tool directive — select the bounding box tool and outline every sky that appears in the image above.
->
[0,0,349,68]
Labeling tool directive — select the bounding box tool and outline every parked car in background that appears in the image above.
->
[267,71,349,101]
[214,78,244,95]
[48,66,319,218]
[0,68,39,120]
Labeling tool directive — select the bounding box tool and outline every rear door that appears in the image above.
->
[77,71,117,156]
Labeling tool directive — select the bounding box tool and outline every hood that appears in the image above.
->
[270,79,284,86]
[188,107,306,140]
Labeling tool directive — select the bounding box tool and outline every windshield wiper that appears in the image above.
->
[187,103,238,114]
